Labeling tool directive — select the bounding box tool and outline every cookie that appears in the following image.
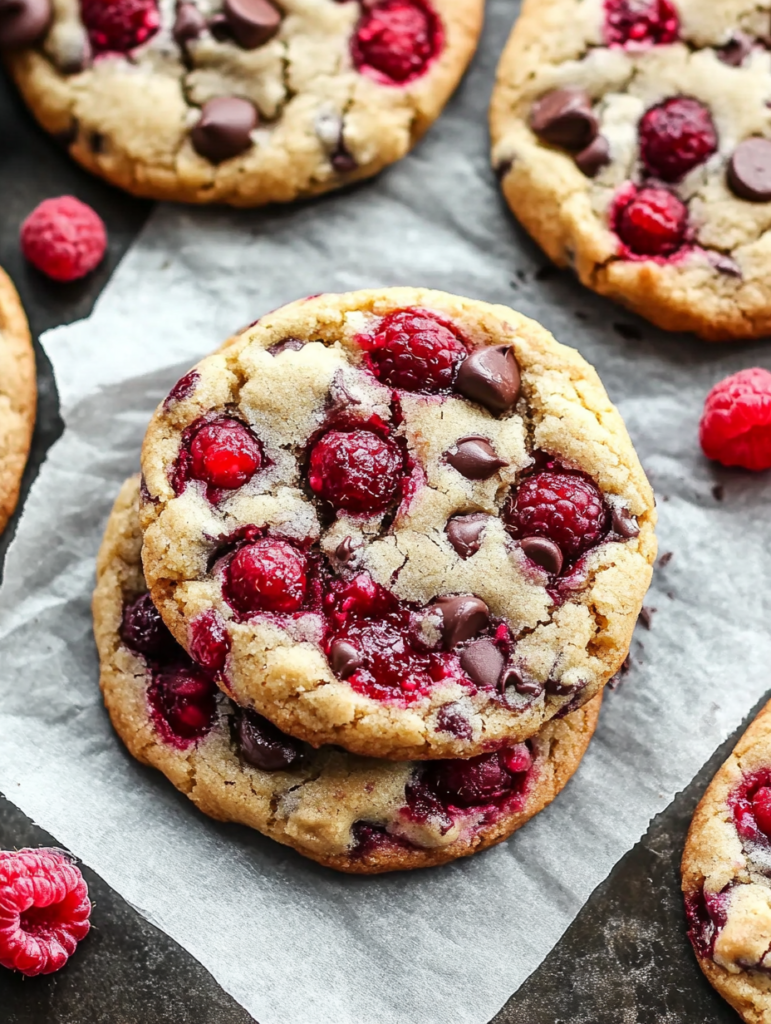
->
[139,287,655,761]
[681,698,771,1023]
[490,0,771,341]
[2,0,483,206]
[94,475,603,873]
[0,267,36,535]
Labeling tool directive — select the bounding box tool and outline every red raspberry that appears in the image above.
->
[615,186,687,257]
[753,786,771,837]
[149,664,218,744]
[503,469,609,562]
[189,609,230,672]
[308,429,403,516]
[364,309,466,392]
[0,849,91,977]
[225,539,308,615]
[604,0,679,48]
[189,418,263,490]
[427,749,530,807]
[639,98,717,182]
[79,0,160,54]
[20,196,106,282]
[699,368,771,472]
[351,0,442,85]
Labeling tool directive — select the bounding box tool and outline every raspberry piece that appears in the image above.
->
[330,619,435,700]
[503,469,609,562]
[752,786,771,838]
[426,748,531,808]
[615,186,687,256]
[225,539,308,615]
[308,429,403,516]
[189,418,263,490]
[120,593,175,660]
[639,98,717,182]
[604,0,679,48]
[189,609,230,672]
[79,0,160,54]
[0,849,91,977]
[699,368,771,472]
[352,0,442,85]
[148,664,218,744]
[20,196,106,283]
[364,309,466,392]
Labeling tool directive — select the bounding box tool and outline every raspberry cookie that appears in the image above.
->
[1,0,483,206]
[682,699,771,1023]
[139,288,655,760]
[0,267,36,535]
[490,0,771,341]
[94,475,603,873]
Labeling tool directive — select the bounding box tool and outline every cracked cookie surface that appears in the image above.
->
[3,0,483,205]
[139,287,655,760]
[95,474,603,873]
[490,0,771,341]
[0,268,36,535]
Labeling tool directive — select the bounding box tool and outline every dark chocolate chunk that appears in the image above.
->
[173,2,206,46]
[520,536,563,575]
[454,345,521,415]
[268,336,304,355]
[223,0,280,49]
[574,134,610,177]
[0,0,51,48]
[331,150,357,173]
[444,436,507,480]
[505,667,543,697]
[334,535,363,567]
[434,595,489,650]
[713,254,742,277]
[610,504,640,539]
[190,96,257,163]
[445,513,489,559]
[545,677,580,697]
[727,138,771,202]
[236,709,303,771]
[329,639,363,679]
[529,88,598,152]
[460,638,505,689]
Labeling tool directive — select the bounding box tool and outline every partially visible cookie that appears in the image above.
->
[490,0,771,341]
[95,475,603,873]
[683,698,771,1023]
[0,268,36,534]
[3,0,483,206]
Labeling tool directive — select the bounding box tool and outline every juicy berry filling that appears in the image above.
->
[120,593,176,660]
[350,822,413,858]
[307,428,403,516]
[148,664,218,747]
[189,418,263,490]
[164,370,200,410]
[729,769,771,848]
[604,0,679,48]
[423,744,533,807]
[351,0,442,85]
[362,309,467,393]
[639,98,717,183]
[79,0,160,54]
[189,609,231,672]
[684,885,732,960]
[614,186,688,257]
[225,539,308,616]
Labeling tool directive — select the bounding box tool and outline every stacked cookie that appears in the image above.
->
[93,288,657,873]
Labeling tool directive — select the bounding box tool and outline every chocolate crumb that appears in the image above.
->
[613,322,643,341]
[658,551,673,568]
[639,606,656,630]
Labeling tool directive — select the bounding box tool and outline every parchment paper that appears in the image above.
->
[2,2,771,1022]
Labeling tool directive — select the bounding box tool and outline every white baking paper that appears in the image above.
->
[2,2,771,1022]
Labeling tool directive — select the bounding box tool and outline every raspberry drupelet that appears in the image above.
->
[351,0,442,84]
[364,309,467,392]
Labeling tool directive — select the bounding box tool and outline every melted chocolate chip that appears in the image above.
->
[89,131,105,154]
[329,639,363,679]
[444,436,507,480]
[0,0,50,48]
[520,536,563,575]
[173,2,206,46]
[545,677,580,697]
[190,97,257,163]
[334,535,363,567]
[454,345,521,415]
[728,138,771,202]
[445,513,489,559]
[574,135,610,178]
[331,150,357,173]
[460,638,504,689]
[435,703,473,739]
[511,672,543,697]
[236,709,303,771]
[529,89,598,152]
[434,595,489,650]
[713,254,742,278]
[268,336,304,355]
[716,32,753,67]
[223,0,280,49]
[610,505,640,539]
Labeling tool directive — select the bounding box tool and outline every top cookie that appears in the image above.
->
[140,287,656,761]
[490,0,771,341]
[3,0,483,205]
[0,268,36,535]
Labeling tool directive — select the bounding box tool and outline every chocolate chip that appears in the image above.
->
[610,505,640,539]
[0,0,50,48]
[520,536,563,575]
[223,0,280,49]
[728,138,771,202]
[89,131,105,154]
[716,32,753,66]
[454,345,521,415]
[53,121,78,147]
[434,595,489,649]
[658,551,673,567]
[190,97,257,163]
[574,134,610,177]
[495,157,514,180]
[329,639,363,679]
[435,703,472,739]
[173,2,206,46]
[529,88,598,152]
[460,638,504,689]
[268,336,304,355]
[444,436,507,480]
[331,150,357,173]
[713,254,742,278]
[334,535,362,567]
[445,513,489,559]
[545,677,580,697]
[236,709,303,771]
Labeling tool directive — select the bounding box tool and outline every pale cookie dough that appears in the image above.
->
[490,0,771,341]
[3,0,483,205]
[683,698,771,1024]
[0,267,36,535]
[139,287,655,760]
[95,475,603,874]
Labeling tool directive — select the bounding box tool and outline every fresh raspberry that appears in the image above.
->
[79,0,160,54]
[615,186,687,257]
[503,469,609,562]
[225,539,308,615]
[189,609,230,672]
[308,429,403,516]
[639,98,717,182]
[120,593,175,660]
[0,849,91,977]
[148,664,218,744]
[189,418,263,490]
[426,747,532,807]
[351,0,442,85]
[20,197,107,282]
[752,786,771,838]
[699,368,771,472]
[604,0,679,48]
[364,309,467,393]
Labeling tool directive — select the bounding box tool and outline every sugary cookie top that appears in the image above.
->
[490,0,771,340]
[139,287,655,761]
[2,0,483,204]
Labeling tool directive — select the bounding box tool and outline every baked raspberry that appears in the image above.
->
[699,368,771,472]
[225,539,308,615]
[351,0,442,85]
[79,0,160,54]
[189,609,230,672]
[604,0,679,48]
[639,98,717,182]
[425,746,532,807]
[120,593,175,660]
[0,849,91,977]
[189,418,263,489]
[752,786,771,838]
[729,770,771,846]
[308,429,403,516]
[615,186,687,257]
[20,196,107,282]
[684,885,731,960]
[148,664,218,744]
[363,309,466,392]
[164,370,200,410]
[503,469,609,563]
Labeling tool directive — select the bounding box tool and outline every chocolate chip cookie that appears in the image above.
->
[490,0,771,341]
[0,267,36,535]
[94,474,603,873]
[2,0,483,205]
[139,287,656,761]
